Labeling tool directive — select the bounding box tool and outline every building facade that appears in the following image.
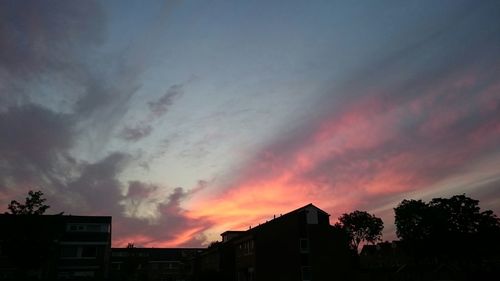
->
[0,204,353,281]
[110,247,203,281]
[0,214,111,280]
[196,204,353,281]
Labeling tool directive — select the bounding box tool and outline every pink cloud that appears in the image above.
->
[187,67,500,241]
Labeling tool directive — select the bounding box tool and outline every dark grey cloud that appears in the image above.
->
[148,84,183,117]
[1,138,211,246]
[126,180,158,199]
[0,0,104,75]
[0,104,74,191]
[115,182,211,247]
[0,0,133,146]
[0,0,105,107]
[62,153,128,214]
[0,0,122,193]
[119,124,153,142]
[0,0,144,146]
[118,83,184,143]
[0,0,136,210]
[0,103,209,246]
[0,115,126,215]
[146,185,211,247]
[0,0,208,246]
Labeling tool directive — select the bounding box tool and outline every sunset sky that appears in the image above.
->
[1,0,499,247]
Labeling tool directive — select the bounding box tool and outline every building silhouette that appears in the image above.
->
[196,203,353,281]
[0,204,356,281]
[358,240,500,281]
[110,247,203,281]
[2,201,500,281]
[0,214,111,280]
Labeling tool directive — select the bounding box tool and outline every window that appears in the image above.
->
[61,246,97,259]
[249,267,255,281]
[74,271,95,277]
[301,266,312,281]
[66,223,110,233]
[112,251,129,257]
[112,263,122,270]
[300,239,310,253]
[306,208,319,224]
[81,246,97,258]
[237,240,255,256]
[61,246,78,258]
[238,268,254,281]
[86,224,102,232]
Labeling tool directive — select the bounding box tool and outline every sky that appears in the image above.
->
[1,0,499,247]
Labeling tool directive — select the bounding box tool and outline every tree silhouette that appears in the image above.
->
[394,199,434,241]
[6,190,50,215]
[429,194,498,234]
[395,194,500,241]
[2,191,57,279]
[336,210,384,251]
[394,194,500,259]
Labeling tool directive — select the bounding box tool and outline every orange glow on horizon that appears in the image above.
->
[111,68,500,248]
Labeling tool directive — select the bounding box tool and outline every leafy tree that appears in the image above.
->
[394,194,500,259]
[394,199,435,241]
[2,191,57,279]
[395,194,500,241]
[6,190,50,215]
[336,210,384,251]
[429,194,499,234]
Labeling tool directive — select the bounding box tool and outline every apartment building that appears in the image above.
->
[0,214,111,280]
[196,204,352,281]
[110,247,203,281]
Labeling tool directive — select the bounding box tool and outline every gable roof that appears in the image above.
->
[219,203,330,242]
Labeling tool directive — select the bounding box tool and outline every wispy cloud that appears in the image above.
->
[117,83,184,142]
[0,0,208,247]
[149,84,184,117]
[1,0,499,247]
[187,5,500,239]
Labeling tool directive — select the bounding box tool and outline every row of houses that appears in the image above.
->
[0,204,353,281]
[3,203,500,281]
